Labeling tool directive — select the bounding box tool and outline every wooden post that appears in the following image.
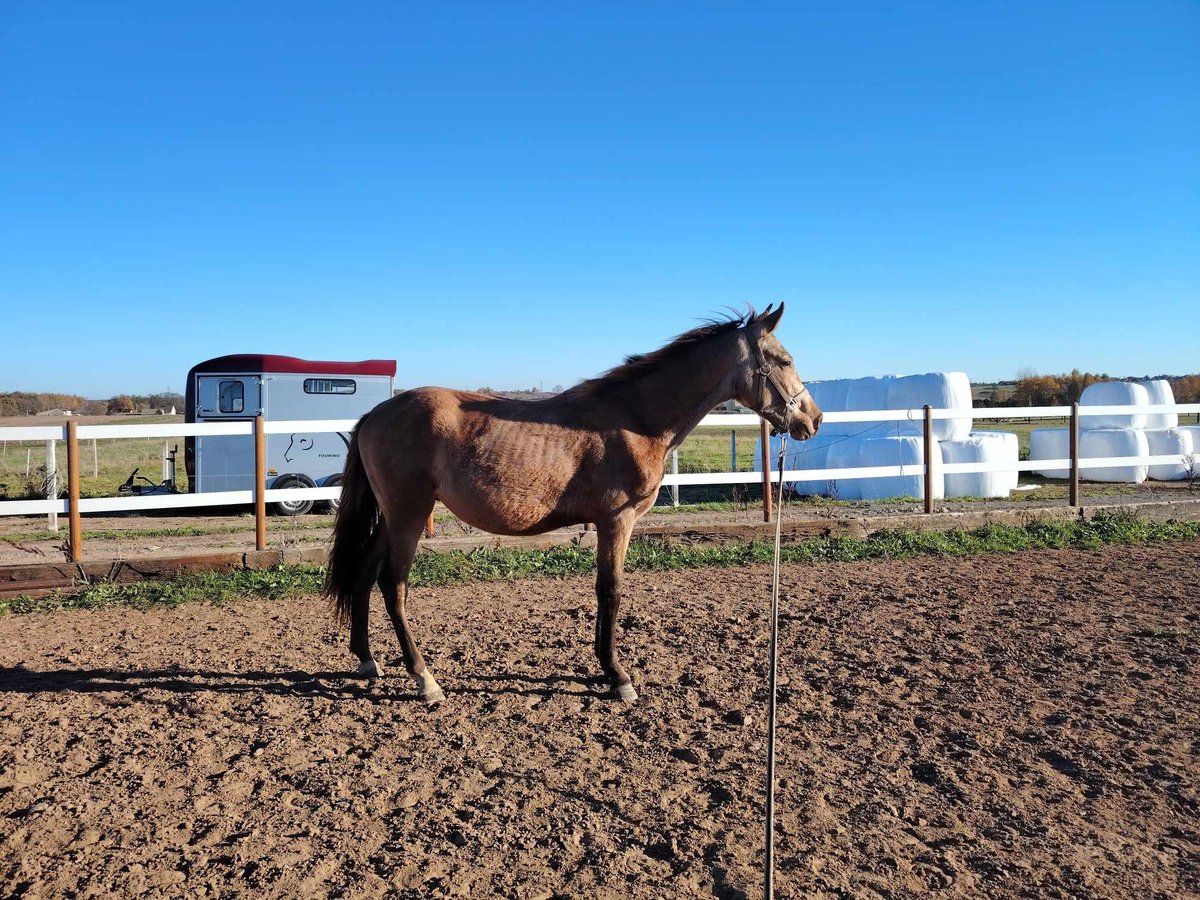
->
[67,421,82,561]
[923,405,934,514]
[425,511,436,538]
[1069,401,1080,507]
[254,415,267,551]
[760,418,773,522]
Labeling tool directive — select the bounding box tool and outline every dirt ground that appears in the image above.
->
[1,541,1198,898]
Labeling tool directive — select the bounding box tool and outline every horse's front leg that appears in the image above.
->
[595,519,637,703]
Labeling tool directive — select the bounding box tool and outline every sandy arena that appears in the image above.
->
[1,540,1198,898]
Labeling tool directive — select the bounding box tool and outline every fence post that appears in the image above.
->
[923,405,934,514]
[67,422,82,561]
[1069,401,1080,508]
[254,415,267,551]
[46,440,58,532]
[92,438,98,478]
[670,449,679,507]
[760,418,772,522]
[730,429,737,471]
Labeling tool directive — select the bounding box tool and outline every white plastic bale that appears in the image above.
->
[1030,427,1149,483]
[1144,427,1195,481]
[941,431,1019,498]
[970,431,1020,492]
[1139,380,1178,428]
[825,439,863,501]
[854,436,944,501]
[1079,429,1149,483]
[845,375,895,416]
[886,372,974,441]
[1030,428,1071,478]
[807,380,851,437]
[1181,427,1200,479]
[1079,381,1150,430]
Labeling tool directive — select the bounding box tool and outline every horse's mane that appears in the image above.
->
[561,306,769,401]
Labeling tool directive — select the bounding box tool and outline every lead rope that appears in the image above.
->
[765,435,788,900]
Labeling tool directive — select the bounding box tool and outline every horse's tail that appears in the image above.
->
[325,417,379,624]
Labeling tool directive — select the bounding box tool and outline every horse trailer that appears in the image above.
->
[184,354,396,514]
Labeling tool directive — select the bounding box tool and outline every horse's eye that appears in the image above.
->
[780,359,792,368]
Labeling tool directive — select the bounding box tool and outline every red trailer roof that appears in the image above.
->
[189,355,396,377]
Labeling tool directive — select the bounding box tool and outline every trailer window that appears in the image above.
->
[218,380,244,413]
[304,378,357,395]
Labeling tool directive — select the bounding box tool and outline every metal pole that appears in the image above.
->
[923,405,934,514]
[26,448,31,477]
[731,429,737,471]
[254,415,267,551]
[46,440,58,532]
[92,438,98,478]
[1069,401,1080,507]
[760,419,773,522]
[670,449,679,507]
[67,422,82,561]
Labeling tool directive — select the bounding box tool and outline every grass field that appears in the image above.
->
[0,415,192,500]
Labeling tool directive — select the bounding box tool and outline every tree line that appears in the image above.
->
[0,392,184,418]
[1000,371,1200,406]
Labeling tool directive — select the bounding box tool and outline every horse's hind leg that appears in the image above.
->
[378,510,445,703]
[349,525,389,678]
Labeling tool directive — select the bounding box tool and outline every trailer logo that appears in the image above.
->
[284,435,314,463]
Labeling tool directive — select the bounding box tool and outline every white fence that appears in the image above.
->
[2,403,1197,519]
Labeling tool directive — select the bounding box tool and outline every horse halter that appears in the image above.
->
[748,337,810,431]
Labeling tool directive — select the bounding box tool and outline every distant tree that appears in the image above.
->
[107,395,135,414]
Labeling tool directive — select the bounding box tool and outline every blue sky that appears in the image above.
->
[2,2,1195,396]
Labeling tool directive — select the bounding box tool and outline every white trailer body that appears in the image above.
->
[185,355,396,509]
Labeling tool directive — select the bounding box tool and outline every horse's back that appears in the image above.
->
[357,387,662,535]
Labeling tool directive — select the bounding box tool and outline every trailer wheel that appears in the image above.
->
[271,474,316,516]
[320,474,342,514]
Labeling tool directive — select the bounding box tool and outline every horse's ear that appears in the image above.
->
[761,302,785,333]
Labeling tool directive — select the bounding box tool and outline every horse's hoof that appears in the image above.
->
[416,672,445,704]
[357,659,381,679]
[615,682,638,703]
[422,686,447,705]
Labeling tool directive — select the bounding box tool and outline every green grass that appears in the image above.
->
[0,415,193,500]
[4,511,1196,615]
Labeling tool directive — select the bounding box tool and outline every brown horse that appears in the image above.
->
[324,304,822,703]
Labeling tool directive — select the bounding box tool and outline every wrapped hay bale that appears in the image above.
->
[886,372,973,441]
[1138,380,1178,428]
[1031,427,1149,482]
[1144,427,1195,481]
[941,431,1019,498]
[854,436,943,501]
[826,439,865,501]
[1030,428,1071,478]
[807,379,852,437]
[1079,381,1150,430]
[1079,429,1149,483]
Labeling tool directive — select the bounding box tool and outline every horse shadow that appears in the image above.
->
[0,664,606,703]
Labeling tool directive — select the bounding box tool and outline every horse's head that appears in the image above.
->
[738,303,823,440]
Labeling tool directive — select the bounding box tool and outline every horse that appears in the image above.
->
[324,303,822,703]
